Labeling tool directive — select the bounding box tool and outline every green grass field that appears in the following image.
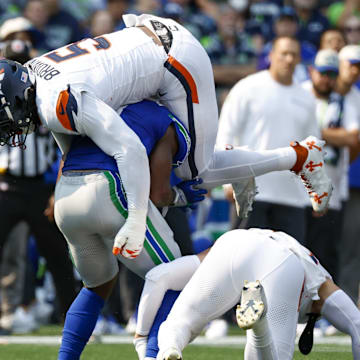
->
[0,325,353,359]
[0,343,353,360]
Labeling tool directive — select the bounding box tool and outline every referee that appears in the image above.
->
[0,40,77,332]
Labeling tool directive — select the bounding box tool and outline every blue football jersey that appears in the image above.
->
[63,100,190,173]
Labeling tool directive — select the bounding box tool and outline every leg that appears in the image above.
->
[270,203,306,244]
[244,254,304,360]
[55,173,123,360]
[59,275,118,360]
[156,230,291,358]
[199,146,297,190]
[0,222,28,332]
[305,207,342,280]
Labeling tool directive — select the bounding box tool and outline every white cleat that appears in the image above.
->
[162,347,182,360]
[232,178,258,219]
[236,280,266,330]
[290,136,333,213]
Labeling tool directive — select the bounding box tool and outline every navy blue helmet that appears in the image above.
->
[0,59,37,147]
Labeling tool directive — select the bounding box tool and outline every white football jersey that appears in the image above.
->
[26,27,167,137]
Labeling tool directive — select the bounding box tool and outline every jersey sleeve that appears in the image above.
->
[77,91,150,237]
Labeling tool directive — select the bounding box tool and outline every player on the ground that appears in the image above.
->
[133,228,360,360]
[0,14,332,258]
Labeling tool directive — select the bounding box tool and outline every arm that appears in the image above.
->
[149,124,207,208]
[149,124,178,207]
[78,92,150,259]
[322,128,359,148]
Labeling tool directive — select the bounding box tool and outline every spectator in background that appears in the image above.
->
[294,0,330,48]
[24,0,84,51]
[202,4,257,105]
[0,40,34,334]
[343,15,360,45]
[23,0,50,54]
[319,28,346,52]
[1,38,33,64]
[327,0,360,29]
[86,9,114,38]
[106,0,130,31]
[341,147,360,307]
[302,49,359,289]
[246,0,283,43]
[0,39,77,334]
[61,0,106,28]
[130,0,161,17]
[334,45,360,305]
[217,36,318,244]
[257,6,317,83]
[161,0,217,39]
[0,16,40,57]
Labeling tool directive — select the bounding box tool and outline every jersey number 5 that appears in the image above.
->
[45,37,110,63]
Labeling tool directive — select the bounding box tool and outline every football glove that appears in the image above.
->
[112,217,146,259]
[171,178,207,207]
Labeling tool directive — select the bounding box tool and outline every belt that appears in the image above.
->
[62,170,103,177]
[138,21,173,54]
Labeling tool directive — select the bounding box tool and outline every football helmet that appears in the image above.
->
[0,59,37,147]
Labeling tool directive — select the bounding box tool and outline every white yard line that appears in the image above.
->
[0,335,352,346]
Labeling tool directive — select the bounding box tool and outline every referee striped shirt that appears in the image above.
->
[0,127,58,177]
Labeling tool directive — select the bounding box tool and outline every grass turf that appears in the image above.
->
[0,343,353,360]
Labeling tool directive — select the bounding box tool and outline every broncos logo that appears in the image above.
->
[56,86,78,132]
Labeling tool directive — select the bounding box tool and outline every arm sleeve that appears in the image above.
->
[135,255,201,336]
[76,91,150,238]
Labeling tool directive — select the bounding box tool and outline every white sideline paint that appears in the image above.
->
[0,335,352,346]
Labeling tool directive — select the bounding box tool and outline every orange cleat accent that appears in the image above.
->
[306,141,322,151]
[126,249,136,255]
[112,247,121,256]
[305,161,323,172]
[313,192,329,204]
[290,141,308,174]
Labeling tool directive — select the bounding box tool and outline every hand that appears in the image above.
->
[112,222,146,259]
[44,193,55,222]
[171,178,207,207]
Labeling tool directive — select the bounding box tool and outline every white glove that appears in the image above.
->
[113,215,146,259]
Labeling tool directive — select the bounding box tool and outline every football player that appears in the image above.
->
[0,13,331,261]
[135,229,360,360]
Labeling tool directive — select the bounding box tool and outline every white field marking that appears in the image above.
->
[0,335,352,347]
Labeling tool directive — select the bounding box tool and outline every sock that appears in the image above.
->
[245,316,278,360]
[145,290,180,359]
[290,141,308,173]
[134,336,148,360]
[321,289,360,360]
[58,287,105,360]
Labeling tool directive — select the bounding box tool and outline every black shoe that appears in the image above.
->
[298,313,321,355]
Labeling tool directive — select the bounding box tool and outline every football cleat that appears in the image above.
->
[236,280,266,330]
[232,178,258,219]
[162,347,182,360]
[290,136,333,213]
